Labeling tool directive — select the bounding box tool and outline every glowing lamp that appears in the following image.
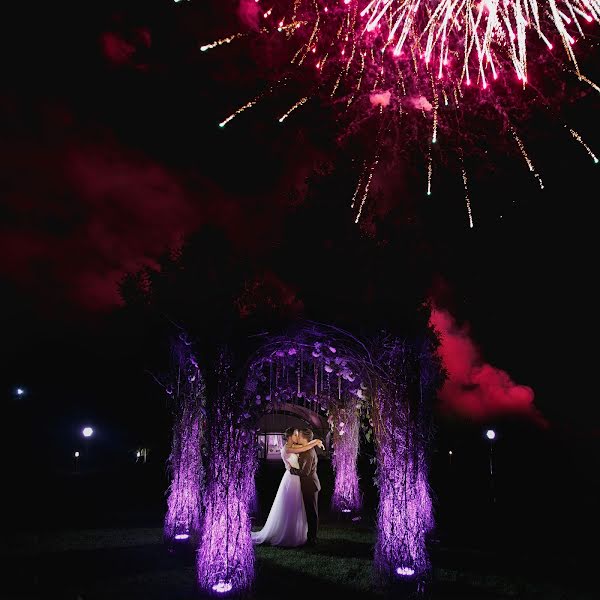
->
[396,566,415,576]
[486,429,496,440]
[341,508,351,513]
[82,427,94,438]
[448,450,453,455]
[74,451,80,458]
[174,533,190,540]
[16,388,25,396]
[136,451,141,458]
[212,580,233,593]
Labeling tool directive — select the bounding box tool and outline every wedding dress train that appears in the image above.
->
[251,446,307,547]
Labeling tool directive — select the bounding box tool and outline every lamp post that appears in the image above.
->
[82,426,94,463]
[448,450,453,467]
[485,429,496,503]
[74,451,80,473]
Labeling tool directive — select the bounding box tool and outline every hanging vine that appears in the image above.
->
[372,330,443,587]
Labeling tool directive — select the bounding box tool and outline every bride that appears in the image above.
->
[251,427,324,547]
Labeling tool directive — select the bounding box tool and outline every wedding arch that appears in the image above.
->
[162,321,443,596]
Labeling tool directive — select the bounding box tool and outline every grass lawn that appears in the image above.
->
[2,525,594,599]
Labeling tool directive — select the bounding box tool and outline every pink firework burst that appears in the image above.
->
[197,1,599,225]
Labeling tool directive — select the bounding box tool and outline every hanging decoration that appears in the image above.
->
[329,399,363,514]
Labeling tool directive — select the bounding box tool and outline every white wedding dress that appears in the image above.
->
[251,446,308,547]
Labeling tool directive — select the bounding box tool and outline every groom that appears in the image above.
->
[289,428,321,546]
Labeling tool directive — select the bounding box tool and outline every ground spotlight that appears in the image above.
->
[212,580,233,593]
[396,566,415,576]
[174,533,190,540]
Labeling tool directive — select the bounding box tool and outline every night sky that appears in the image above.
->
[2,1,599,472]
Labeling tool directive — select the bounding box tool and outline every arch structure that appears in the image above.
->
[163,322,442,595]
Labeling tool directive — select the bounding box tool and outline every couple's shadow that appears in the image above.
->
[253,542,382,600]
[253,533,374,559]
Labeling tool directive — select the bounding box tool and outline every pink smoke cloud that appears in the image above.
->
[0,129,202,312]
[430,306,548,426]
[238,0,261,30]
[408,95,433,112]
[370,91,392,108]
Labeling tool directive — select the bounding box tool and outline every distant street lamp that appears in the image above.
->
[74,450,80,473]
[16,387,25,396]
[82,427,94,438]
[448,450,453,466]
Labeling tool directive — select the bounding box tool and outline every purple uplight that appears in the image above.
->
[212,580,233,593]
[396,566,416,576]
[174,533,190,540]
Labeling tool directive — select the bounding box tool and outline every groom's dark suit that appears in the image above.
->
[289,447,320,544]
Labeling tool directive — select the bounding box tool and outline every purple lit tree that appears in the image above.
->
[164,335,206,545]
[329,401,362,514]
[197,350,258,596]
[372,332,442,586]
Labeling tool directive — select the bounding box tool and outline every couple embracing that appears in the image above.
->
[251,427,323,548]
